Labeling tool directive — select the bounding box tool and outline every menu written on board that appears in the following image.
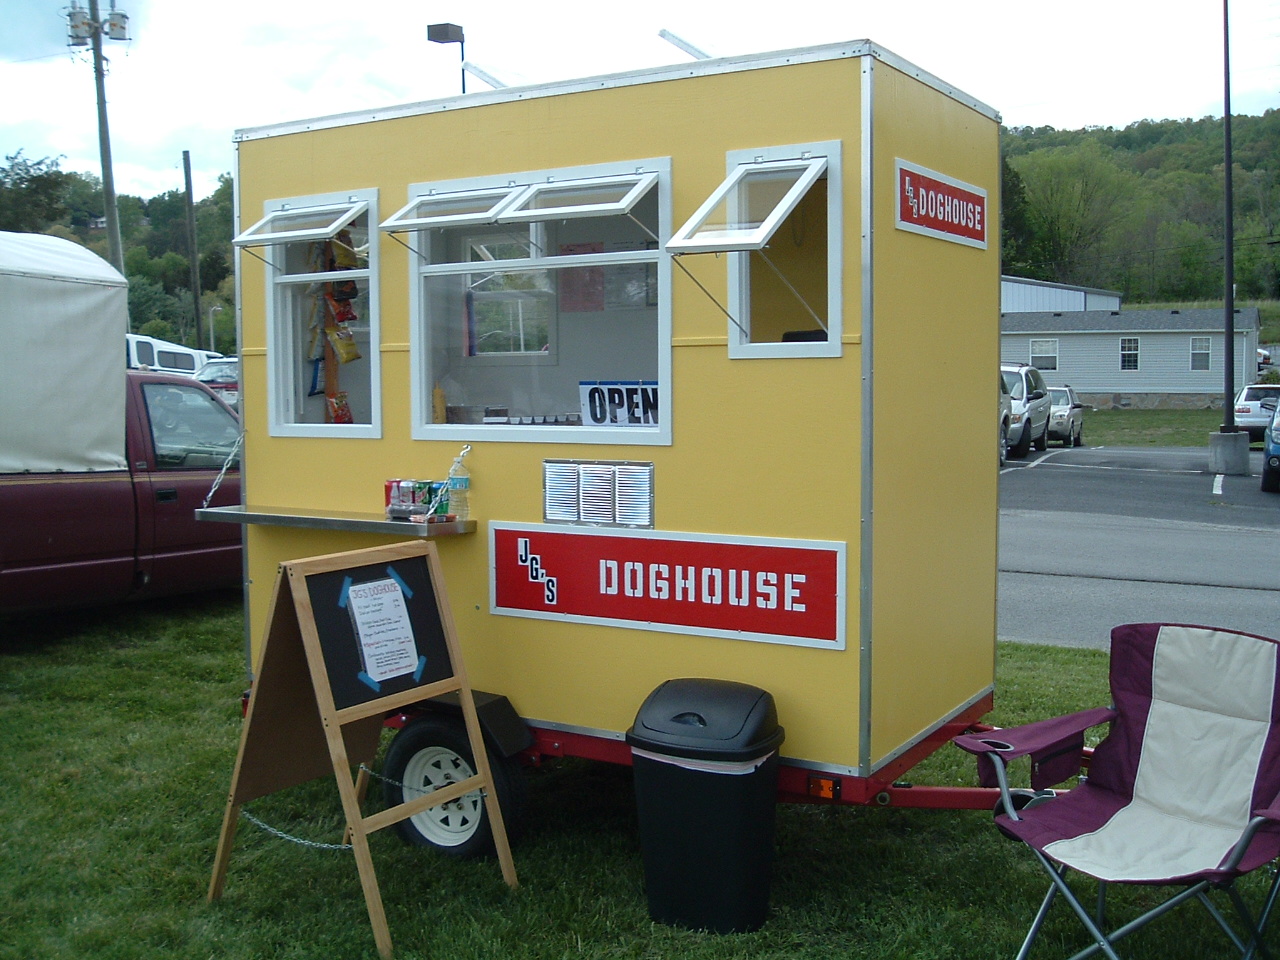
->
[347,577,425,690]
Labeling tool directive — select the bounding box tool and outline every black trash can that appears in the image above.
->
[625,678,785,933]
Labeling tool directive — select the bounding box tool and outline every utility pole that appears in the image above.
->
[184,150,202,343]
[69,1,128,273]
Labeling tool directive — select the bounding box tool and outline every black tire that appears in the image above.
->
[1032,418,1049,452]
[381,714,527,858]
[1010,423,1032,458]
[1072,423,1084,447]
[999,422,1009,467]
[1263,463,1280,494]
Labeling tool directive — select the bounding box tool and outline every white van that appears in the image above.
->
[126,334,221,377]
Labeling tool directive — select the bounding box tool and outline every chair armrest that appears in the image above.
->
[954,706,1116,790]
[954,707,1116,760]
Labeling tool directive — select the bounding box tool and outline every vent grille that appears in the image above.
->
[543,460,654,527]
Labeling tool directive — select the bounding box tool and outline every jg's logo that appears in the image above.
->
[517,537,557,604]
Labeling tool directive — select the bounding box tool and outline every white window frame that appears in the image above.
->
[667,141,842,360]
[1030,338,1059,371]
[252,189,381,439]
[380,187,526,233]
[497,172,661,223]
[392,159,671,445]
[1190,336,1211,371]
[1120,337,1140,371]
[234,199,370,248]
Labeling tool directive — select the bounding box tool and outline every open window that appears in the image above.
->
[382,161,670,444]
[667,141,841,359]
[235,190,380,437]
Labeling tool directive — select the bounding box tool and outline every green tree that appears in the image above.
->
[0,151,69,232]
[1012,140,1139,284]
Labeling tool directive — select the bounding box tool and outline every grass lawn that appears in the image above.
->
[1,593,1274,959]
[1082,407,1232,448]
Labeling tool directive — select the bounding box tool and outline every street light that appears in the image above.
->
[428,23,465,94]
[207,304,223,354]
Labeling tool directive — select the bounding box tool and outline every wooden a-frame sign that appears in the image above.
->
[208,540,517,958]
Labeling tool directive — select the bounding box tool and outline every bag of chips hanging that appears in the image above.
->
[326,392,354,424]
[326,323,361,364]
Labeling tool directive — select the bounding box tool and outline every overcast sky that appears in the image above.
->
[2,0,1278,201]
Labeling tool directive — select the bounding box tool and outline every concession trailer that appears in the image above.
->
[206,38,1003,868]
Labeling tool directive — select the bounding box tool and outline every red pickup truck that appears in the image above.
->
[0,370,242,615]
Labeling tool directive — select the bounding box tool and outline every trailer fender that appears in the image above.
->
[400,690,533,758]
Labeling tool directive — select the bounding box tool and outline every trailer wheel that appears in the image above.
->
[381,714,526,859]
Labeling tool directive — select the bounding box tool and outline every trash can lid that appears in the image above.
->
[626,678,784,759]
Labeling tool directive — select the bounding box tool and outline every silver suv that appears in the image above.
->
[1000,362,1051,458]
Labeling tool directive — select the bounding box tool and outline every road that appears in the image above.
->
[998,445,1280,648]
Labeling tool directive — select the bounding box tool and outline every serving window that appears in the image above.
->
[234,189,381,438]
[383,160,670,444]
[667,141,842,359]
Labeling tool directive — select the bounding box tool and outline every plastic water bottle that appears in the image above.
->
[447,457,470,521]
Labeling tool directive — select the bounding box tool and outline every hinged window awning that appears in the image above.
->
[379,172,659,234]
[379,187,526,234]
[497,172,659,223]
[233,199,369,247]
[666,156,827,253]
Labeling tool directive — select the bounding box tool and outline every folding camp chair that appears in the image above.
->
[955,623,1280,960]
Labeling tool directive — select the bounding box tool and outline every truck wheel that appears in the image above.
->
[381,714,526,858]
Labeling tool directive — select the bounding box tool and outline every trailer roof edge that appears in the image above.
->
[232,40,1000,144]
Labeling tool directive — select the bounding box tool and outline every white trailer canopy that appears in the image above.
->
[0,232,130,473]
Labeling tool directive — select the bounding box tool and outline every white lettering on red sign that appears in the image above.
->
[895,159,988,249]
[491,524,846,650]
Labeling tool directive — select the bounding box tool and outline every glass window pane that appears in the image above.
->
[499,173,658,222]
[279,278,373,424]
[667,157,826,253]
[143,382,241,470]
[380,187,522,232]
[424,261,658,426]
[235,200,368,247]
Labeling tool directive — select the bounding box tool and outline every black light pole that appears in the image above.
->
[428,23,466,95]
[1222,0,1237,432]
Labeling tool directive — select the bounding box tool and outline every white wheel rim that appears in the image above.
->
[400,745,483,847]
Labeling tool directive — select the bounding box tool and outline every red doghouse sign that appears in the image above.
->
[490,523,846,649]
[896,159,987,249]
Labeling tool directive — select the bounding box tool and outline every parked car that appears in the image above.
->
[1262,398,1280,494]
[1260,346,1273,371]
[1000,362,1051,458]
[1234,383,1280,442]
[196,357,240,407]
[1047,385,1085,447]
[998,373,1012,467]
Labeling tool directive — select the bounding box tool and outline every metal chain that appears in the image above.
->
[202,432,245,510]
[358,762,488,800]
[239,808,352,851]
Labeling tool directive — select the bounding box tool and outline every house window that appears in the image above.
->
[1030,339,1058,371]
[666,141,842,359]
[1120,337,1140,371]
[383,160,669,444]
[234,190,380,438]
[1190,336,1211,371]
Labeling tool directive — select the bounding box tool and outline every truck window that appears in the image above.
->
[142,383,241,470]
[382,159,670,444]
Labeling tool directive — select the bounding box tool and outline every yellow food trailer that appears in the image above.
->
[209,38,1002,855]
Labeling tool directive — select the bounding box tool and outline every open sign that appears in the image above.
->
[579,380,659,426]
